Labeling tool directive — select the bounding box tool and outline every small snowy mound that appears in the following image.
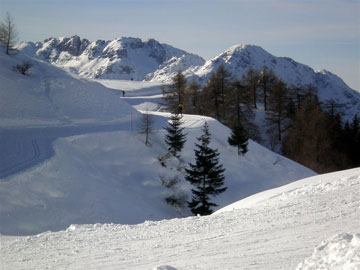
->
[296,233,360,270]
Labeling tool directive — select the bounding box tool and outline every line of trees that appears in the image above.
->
[162,66,359,173]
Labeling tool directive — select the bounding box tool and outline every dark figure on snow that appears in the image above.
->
[122,90,125,97]
[178,103,184,115]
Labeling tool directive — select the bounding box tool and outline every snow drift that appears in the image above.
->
[296,233,360,270]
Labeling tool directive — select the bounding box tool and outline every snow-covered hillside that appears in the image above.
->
[0,112,315,235]
[0,49,314,235]
[17,36,205,81]
[1,43,358,269]
[0,46,139,127]
[1,168,358,270]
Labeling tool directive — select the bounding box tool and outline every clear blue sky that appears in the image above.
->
[1,0,359,90]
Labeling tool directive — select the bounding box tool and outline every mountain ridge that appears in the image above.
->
[17,35,205,81]
[18,36,360,121]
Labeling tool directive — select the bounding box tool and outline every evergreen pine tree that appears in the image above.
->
[228,122,248,155]
[185,122,226,215]
[164,113,187,158]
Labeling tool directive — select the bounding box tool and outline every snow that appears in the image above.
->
[0,48,138,128]
[215,168,360,213]
[1,47,358,269]
[0,48,315,235]
[186,44,360,121]
[18,36,205,81]
[0,111,315,235]
[18,37,360,122]
[1,168,358,269]
[296,233,360,270]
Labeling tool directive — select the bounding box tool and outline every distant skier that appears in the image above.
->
[122,90,125,97]
[178,103,184,116]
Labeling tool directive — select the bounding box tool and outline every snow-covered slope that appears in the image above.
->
[1,45,358,269]
[0,112,315,235]
[0,49,315,235]
[0,46,139,127]
[186,45,360,120]
[17,36,205,81]
[1,168,358,269]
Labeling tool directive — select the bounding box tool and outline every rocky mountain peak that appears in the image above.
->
[18,36,204,81]
[17,37,359,121]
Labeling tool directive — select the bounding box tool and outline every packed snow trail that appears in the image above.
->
[0,120,134,179]
[1,168,359,270]
[0,79,162,180]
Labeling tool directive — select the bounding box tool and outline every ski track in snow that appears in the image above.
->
[1,169,359,270]
[0,122,133,180]
[0,77,207,180]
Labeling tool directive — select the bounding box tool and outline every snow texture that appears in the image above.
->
[0,46,139,128]
[296,233,360,270]
[1,168,359,269]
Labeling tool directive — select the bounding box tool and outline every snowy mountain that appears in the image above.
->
[185,44,360,121]
[18,38,360,121]
[0,49,314,235]
[17,35,205,81]
[2,167,359,269]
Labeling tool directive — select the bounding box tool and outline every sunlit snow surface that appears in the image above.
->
[1,168,359,270]
[296,233,360,270]
[1,50,358,269]
[0,52,315,236]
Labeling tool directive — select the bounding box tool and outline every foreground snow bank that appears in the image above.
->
[1,168,358,270]
[296,233,360,270]
[216,167,360,213]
